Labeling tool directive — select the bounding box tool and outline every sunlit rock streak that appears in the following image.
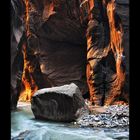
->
[83,0,127,105]
[105,0,126,105]
[19,0,38,102]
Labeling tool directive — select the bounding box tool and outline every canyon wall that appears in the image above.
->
[11,0,129,109]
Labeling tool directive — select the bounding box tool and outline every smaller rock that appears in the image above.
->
[76,105,129,128]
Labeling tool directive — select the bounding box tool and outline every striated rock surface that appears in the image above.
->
[31,83,89,121]
[11,0,129,107]
[84,0,129,105]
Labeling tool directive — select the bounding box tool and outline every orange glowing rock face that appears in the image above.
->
[25,0,30,36]
[107,0,125,84]
[19,0,55,102]
[19,43,38,102]
[105,0,126,105]
[42,1,55,20]
[85,0,126,105]
[79,0,94,22]
[19,0,38,102]
[88,0,94,11]
[19,0,126,104]
[107,0,123,56]
[86,63,94,103]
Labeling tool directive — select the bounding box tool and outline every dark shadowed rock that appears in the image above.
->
[31,83,89,122]
[11,84,18,110]
[36,13,88,94]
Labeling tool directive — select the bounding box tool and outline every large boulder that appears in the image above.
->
[31,83,89,122]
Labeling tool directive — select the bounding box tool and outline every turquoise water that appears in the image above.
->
[11,103,129,140]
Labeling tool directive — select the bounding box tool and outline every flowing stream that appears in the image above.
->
[11,102,129,140]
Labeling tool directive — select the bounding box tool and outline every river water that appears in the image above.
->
[11,102,129,140]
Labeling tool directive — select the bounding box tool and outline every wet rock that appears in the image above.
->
[12,130,31,140]
[31,83,89,122]
[12,129,49,140]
